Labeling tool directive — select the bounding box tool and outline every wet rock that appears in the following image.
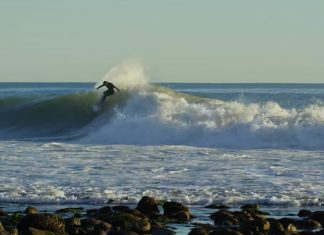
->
[210,210,239,226]
[116,231,138,235]
[112,206,132,214]
[241,218,270,233]
[297,219,322,229]
[163,202,194,221]
[25,207,39,215]
[310,211,324,225]
[0,209,8,217]
[91,229,107,235]
[0,223,5,232]
[81,218,102,226]
[240,204,260,211]
[151,227,175,235]
[18,214,65,235]
[65,217,81,226]
[209,228,243,235]
[56,208,84,214]
[205,205,230,210]
[99,206,113,214]
[28,227,56,235]
[86,209,99,217]
[136,196,160,216]
[188,227,209,235]
[232,211,253,223]
[279,217,298,228]
[101,212,150,233]
[7,228,18,235]
[3,213,24,228]
[287,223,298,234]
[94,222,112,233]
[134,219,151,233]
[298,210,312,217]
[269,221,285,235]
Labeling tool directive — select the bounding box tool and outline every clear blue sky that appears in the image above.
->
[0,0,323,83]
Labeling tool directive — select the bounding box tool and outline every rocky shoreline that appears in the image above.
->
[0,196,323,235]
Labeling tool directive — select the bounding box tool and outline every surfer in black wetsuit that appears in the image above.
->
[96,81,120,103]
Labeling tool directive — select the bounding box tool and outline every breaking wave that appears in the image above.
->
[1,62,324,149]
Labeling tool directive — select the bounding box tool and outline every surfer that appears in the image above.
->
[96,81,120,103]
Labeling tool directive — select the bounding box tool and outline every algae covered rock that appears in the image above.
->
[18,214,65,235]
[136,196,160,216]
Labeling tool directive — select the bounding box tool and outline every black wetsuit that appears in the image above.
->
[98,82,119,102]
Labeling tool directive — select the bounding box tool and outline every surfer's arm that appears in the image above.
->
[96,84,104,89]
[113,85,120,92]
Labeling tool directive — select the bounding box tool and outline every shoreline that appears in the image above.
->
[1,196,323,235]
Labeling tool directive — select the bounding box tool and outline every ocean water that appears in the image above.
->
[0,66,323,213]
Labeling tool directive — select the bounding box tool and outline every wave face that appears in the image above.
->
[1,63,324,149]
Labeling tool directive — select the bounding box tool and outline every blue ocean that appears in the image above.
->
[0,65,323,218]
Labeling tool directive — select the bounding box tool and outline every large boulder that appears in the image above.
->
[310,211,324,225]
[18,214,65,235]
[136,196,159,216]
[210,210,239,226]
[24,207,39,215]
[163,202,193,221]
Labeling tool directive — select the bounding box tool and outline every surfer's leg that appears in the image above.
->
[101,94,107,103]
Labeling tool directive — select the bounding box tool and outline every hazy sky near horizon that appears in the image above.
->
[0,1,323,83]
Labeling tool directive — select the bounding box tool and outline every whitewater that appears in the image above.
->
[0,62,323,210]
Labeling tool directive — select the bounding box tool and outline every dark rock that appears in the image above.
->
[205,205,230,210]
[94,222,112,232]
[112,206,132,214]
[91,229,107,235]
[310,211,324,225]
[65,217,81,226]
[151,227,175,235]
[100,212,150,233]
[136,196,160,216]
[0,209,8,217]
[18,214,65,235]
[300,231,316,235]
[99,207,113,214]
[279,217,297,228]
[298,210,312,217]
[25,207,39,215]
[240,204,260,211]
[7,228,18,235]
[188,227,209,235]
[55,208,84,213]
[86,209,99,217]
[241,218,270,233]
[269,221,285,235]
[81,218,102,226]
[209,228,243,235]
[163,202,194,220]
[28,227,56,235]
[171,211,192,221]
[297,219,322,229]
[232,211,253,223]
[134,219,150,233]
[4,213,24,227]
[163,202,188,216]
[210,210,239,226]
[116,231,138,235]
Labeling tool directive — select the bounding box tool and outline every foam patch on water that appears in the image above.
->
[0,142,323,206]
